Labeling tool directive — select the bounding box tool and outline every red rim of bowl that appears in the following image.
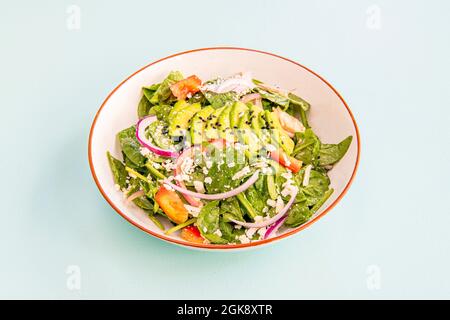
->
[88,47,361,250]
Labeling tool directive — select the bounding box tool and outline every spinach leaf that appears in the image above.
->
[220,197,244,222]
[287,92,310,112]
[106,152,128,189]
[203,91,239,109]
[196,200,228,244]
[284,203,312,227]
[319,136,353,166]
[137,95,152,118]
[255,88,290,107]
[294,169,330,207]
[205,147,247,193]
[120,137,145,167]
[292,128,321,165]
[244,185,266,213]
[149,71,184,104]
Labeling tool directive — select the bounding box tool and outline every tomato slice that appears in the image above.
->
[181,225,204,244]
[270,149,302,173]
[155,186,189,224]
[170,75,202,100]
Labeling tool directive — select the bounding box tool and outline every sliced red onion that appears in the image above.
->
[127,190,145,203]
[230,189,298,228]
[175,146,203,207]
[136,116,179,158]
[264,216,287,239]
[163,171,260,200]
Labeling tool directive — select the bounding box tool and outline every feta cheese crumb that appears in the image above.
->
[205,160,213,169]
[193,180,205,193]
[266,199,277,207]
[184,204,202,217]
[140,147,150,156]
[238,234,250,244]
[202,167,209,175]
[228,162,235,168]
[152,162,162,169]
[275,196,284,213]
[262,206,269,214]
[234,224,242,230]
[213,229,223,237]
[254,216,264,223]
[303,164,312,186]
[204,177,212,184]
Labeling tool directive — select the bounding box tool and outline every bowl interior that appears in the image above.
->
[89,48,359,250]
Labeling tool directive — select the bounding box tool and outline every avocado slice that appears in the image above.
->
[168,102,201,136]
[218,105,233,140]
[230,102,248,129]
[264,110,294,155]
[190,106,214,145]
[237,109,260,155]
[168,100,189,122]
[205,106,225,140]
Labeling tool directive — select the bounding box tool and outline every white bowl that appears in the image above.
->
[88,47,360,251]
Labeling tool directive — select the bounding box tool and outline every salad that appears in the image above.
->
[107,71,352,245]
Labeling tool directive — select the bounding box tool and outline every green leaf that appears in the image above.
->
[204,146,247,193]
[292,128,321,165]
[149,104,172,123]
[287,92,310,111]
[106,152,128,189]
[220,197,244,222]
[256,88,290,107]
[149,71,184,104]
[137,95,152,118]
[196,200,229,244]
[117,126,146,167]
[284,203,312,227]
[319,136,353,166]
[203,91,239,109]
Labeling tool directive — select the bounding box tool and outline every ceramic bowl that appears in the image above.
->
[88,47,360,251]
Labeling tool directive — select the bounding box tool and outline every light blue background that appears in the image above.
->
[1,0,449,299]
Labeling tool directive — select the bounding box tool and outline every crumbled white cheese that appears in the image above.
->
[228,162,235,168]
[184,204,202,217]
[181,157,195,175]
[205,160,213,169]
[234,224,242,230]
[303,164,312,186]
[262,206,269,214]
[202,167,209,175]
[232,166,250,180]
[254,215,265,223]
[266,199,277,207]
[204,177,212,184]
[152,162,162,169]
[193,180,205,193]
[281,184,298,198]
[275,196,285,213]
[238,234,251,244]
[140,147,150,156]
[281,171,293,180]
[282,154,291,167]
[213,229,223,237]
[162,160,176,171]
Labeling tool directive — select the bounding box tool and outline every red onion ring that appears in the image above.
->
[136,116,179,158]
[163,171,260,200]
[126,190,145,203]
[264,216,287,239]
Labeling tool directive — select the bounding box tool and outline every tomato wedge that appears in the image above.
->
[270,149,302,173]
[181,225,204,244]
[155,186,189,224]
[170,75,202,100]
